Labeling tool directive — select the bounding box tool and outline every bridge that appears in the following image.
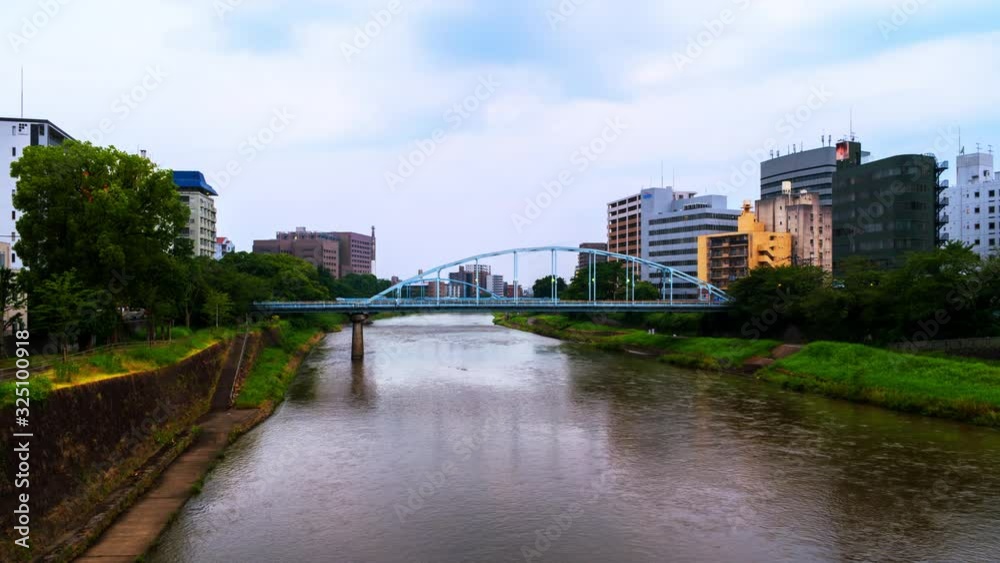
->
[254,246,732,360]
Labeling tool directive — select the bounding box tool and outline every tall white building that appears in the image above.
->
[1,118,74,267]
[637,187,740,298]
[172,171,218,258]
[944,150,999,257]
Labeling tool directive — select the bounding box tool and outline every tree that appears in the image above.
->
[202,290,233,328]
[533,275,567,299]
[0,267,25,357]
[32,271,95,361]
[11,141,190,341]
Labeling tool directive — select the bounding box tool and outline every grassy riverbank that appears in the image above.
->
[495,314,780,369]
[497,313,1000,428]
[235,314,345,409]
[762,342,1000,427]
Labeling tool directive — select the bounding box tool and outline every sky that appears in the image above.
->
[2,0,999,283]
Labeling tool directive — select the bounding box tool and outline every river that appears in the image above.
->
[149,314,1000,562]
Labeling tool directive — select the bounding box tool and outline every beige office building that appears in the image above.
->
[755,182,833,271]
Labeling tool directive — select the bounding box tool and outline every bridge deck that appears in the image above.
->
[255,298,730,314]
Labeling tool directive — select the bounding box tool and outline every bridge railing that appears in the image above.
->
[255,297,730,311]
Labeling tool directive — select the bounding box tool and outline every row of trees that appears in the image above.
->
[725,243,1000,344]
[8,140,391,356]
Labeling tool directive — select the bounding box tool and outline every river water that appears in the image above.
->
[150,314,1000,562]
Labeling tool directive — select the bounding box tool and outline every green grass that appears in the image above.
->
[235,322,325,408]
[497,313,779,369]
[762,341,1000,427]
[0,375,53,409]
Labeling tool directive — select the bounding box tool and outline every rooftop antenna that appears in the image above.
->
[989,145,994,156]
[977,142,982,153]
[959,126,963,155]
[850,108,855,141]
[660,160,664,188]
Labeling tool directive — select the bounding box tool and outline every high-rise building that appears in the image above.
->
[214,237,235,260]
[638,187,740,298]
[173,171,218,258]
[759,140,869,206]
[1,118,74,266]
[697,202,793,290]
[832,153,947,270]
[327,229,376,277]
[488,274,505,297]
[448,265,490,298]
[576,242,608,272]
[252,228,340,273]
[756,182,833,271]
[943,150,999,258]
[608,187,699,263]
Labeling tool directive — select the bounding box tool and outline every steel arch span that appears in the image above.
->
[368,245,730,303]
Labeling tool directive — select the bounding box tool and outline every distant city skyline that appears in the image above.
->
[2,0,998,282]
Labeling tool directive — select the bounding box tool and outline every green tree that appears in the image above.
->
[32,271,94,360]
[533,275,567,299]
[202,290,233,328]
[11,141,189,340]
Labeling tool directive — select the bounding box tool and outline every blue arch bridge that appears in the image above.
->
[254,246,732,360]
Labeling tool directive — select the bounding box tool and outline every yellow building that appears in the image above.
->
[697,202,792,289]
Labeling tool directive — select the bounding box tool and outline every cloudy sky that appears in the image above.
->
[3,0,999,282]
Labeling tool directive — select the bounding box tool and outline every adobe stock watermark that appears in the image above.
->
[85,66,169,145]
[213,0,243,20]
[842,125,958,248]
[673,0,753,71]
[519,469,619,562]
[393,405,505,523]
[384,74,500,192]
[7,0,73,53]
[878,0,932,39]
[713,84,833,197]
[511,117,627,233]
[209,107,295,190]
[341,0,404,63]
[545,0,588,30]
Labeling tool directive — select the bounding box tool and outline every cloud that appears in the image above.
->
[1,0,997,281]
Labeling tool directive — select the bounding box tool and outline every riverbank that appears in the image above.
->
[76,320,335,561]
[16,317,341,562]
[496,314,1000,429]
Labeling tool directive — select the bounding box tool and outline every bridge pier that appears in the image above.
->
[350,313,368,361]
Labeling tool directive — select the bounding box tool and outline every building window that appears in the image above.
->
[990,190,996,198]
[10,147,14,157]
[10,211,13,221]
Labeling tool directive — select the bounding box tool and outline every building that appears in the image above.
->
[576,242,608,272]
[0,241,26,332]
[504,282,525,298]
[173,171,218,258]
[488,274,505,297]
[832,152,946,271]
[252,228,340,273]
[608,187,697,263]
[637,187,740,298]
[448,265,490,297]
[944,149,1000,257]
[1,118,74,266]
[697,202,793,290]
[327,229,376,277]
[759,140,869,206]
[214,237,235,260]
[756,182,833,271]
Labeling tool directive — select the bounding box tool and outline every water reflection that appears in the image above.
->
[151,314,1000,563]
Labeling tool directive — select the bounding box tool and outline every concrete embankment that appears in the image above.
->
[68,324,328,561]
